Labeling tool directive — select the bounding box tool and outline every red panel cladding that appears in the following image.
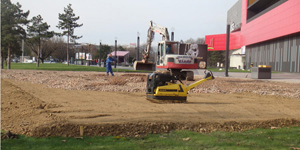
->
[205,34,226,51]
[156,62,198,69]
[205,31,242,51]
[241,0,300,45]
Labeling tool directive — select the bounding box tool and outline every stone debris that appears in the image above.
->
[1,70,300,99]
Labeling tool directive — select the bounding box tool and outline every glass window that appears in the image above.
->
[166,42,179,55]
[157,43,163,65]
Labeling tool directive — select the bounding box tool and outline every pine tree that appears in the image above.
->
[1,0,29,69]
[57,3,83,66]
[208,51,225,67]
[27,15,54,67]
[97,44,111,61]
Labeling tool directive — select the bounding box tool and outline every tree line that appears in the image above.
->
[1,0,82,69]
[1,0,223,69]
[0,0,143,68]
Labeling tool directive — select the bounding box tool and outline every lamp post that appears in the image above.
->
[115,37,117,68]
[81,46,83,65]
[99,40,102,67]
[171,27,175,41]
[88,44,91,66]
[225,24,230,77]
[137,32,140,61]
[75,43,77,65]
[22,39,24,63]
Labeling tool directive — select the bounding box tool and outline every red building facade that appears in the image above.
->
[205,0,300,72]
[241,0,300,45]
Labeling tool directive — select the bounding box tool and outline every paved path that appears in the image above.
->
[192,69,300,83]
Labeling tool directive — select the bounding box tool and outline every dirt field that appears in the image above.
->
[1,70,300,137]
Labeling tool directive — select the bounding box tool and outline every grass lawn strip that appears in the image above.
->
[1,126,300,150]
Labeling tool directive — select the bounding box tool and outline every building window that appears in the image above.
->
[248,0,257,6]
[247,0,288,22]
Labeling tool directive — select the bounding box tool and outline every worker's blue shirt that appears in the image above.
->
[106,57,116,65]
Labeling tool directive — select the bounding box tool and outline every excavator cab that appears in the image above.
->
[157,41,180,67]
[134,41,180,71]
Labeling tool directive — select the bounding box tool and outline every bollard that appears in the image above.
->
[80,126,84,136]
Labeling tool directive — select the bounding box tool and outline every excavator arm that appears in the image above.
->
[143,21,170,63]
[134,20,170,71]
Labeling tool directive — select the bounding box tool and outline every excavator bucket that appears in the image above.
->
[134,61,155,71]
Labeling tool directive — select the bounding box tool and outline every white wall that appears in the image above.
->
[230,49,245,69]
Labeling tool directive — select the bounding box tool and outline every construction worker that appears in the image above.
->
[166,44,172,54]
[106,54,116,76]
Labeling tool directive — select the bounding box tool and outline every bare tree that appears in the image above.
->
[50,37,67,61]
[27,15,54,66]
[195,37,205,44]
[185,38,195,44]
[89,45,97,59]
[185,37,205,44]
[126,47,137,63]
[139,43,156,62]
[42,37,66,62]
[26,36,65,63]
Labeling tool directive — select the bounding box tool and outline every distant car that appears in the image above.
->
[24,60,35,63]
[11,59,19,63]
[44,61,57,64]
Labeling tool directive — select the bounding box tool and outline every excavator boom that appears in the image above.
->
[134,21,170,71]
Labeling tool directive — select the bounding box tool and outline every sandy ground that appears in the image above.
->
[1,70,300,137]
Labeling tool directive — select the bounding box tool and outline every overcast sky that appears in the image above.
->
[11,0,238,46]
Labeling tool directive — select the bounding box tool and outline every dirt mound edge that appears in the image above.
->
[31,118,300,138]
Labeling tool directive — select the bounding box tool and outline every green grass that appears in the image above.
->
[1,63,282,74]
[3,63,148,73]
[2,126,299,150]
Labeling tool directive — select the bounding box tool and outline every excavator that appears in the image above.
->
[135,21,213,103]
[134,21,199,74]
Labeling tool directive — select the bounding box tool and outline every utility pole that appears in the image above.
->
[22,39,24,63]
[99,40,101,67]
[115,37,117,68]
[171,27,175,41]
[81,46,83,65]
[88,44,91,66]
[137,32,140,61]
[225,24,230,77]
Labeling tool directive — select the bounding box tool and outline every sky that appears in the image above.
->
[11,0,238,46]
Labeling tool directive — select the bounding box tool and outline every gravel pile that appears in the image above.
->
[2,69,300,99]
